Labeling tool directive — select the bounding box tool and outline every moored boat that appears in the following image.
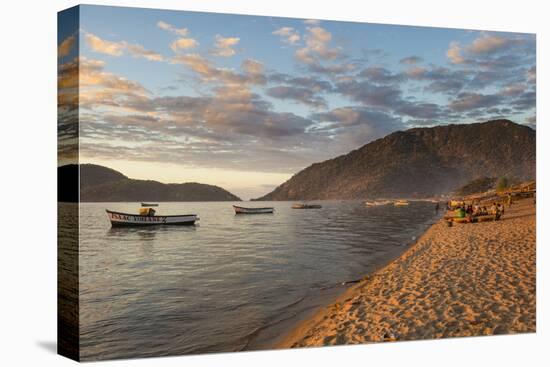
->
[292,203,322,209]
[365,200,391,207]
[106,209,198,227]
[233,205,274,214]
[394,200,410,206]
[141,202,159,207]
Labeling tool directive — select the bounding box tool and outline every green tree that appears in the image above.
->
[496,176,509,192]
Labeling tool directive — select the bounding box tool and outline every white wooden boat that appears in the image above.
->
[233,205,274,214]
[106,209,198,227]
[365,200,392,207]
[394,200,410,206]
[292,203,322,209]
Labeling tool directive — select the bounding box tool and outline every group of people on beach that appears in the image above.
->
[447,200,507,222]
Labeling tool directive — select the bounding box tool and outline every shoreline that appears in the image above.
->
[275,198,536,348]
[244,211,442,351]
[274,216,443,349]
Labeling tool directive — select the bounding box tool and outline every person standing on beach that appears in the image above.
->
[498,203,505,215]
[495,204,502,220]
[435,202,440,213]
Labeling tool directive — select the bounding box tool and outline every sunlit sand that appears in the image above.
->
[278,197,536,347]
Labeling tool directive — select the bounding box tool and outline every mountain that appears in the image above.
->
[58,164,242,202]
[454,177,497,196]
[256,120,535,200]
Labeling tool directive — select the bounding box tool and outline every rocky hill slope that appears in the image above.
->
[256,120,535,200]
[58,164,241,202]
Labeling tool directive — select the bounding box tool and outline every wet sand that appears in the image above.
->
[277,197,536,348]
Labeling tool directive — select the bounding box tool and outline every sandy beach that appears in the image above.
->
[278,197,536,348]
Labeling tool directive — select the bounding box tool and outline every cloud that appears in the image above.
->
[449,92,502,112]
[81,83,314,156]
[447,41,465,64]
[211,35,240,57]
[125,44,164,61]
[446,33,535,67]
[293,26,354,75]
[500,83,525,97]
[85,33,125,56]
[84,32,163,61]
[171,54,266,86]
[58,35,76,58]
[275,29,300,46]
[242,59,264,75]
[362,48,389,62]
[170,38,199,52]
[334,74,455,121]
[74,57,336,175]
[299,26,340,61]
[406,65,469,95]
[266,85,328,108]
[303,19,321,25]
[336,80,402,109]
[359,67,405,84]
[313,106,400,127]
[399,56,423,65]
[268,74,333,93]
[76,57,151,111]
[157,21,199,53]
[77,57,310,148]
[294,26,356,76]
[527,66,536,83]
[74,22,536,178]
[172,53,213,75]
[58,57,80,161]
[265,73,333,108]
[273,27,300,45]
[157,21,188,36]
[311,106,404,146]
[396,102,445,120]
[510,90,535,111]
[468,33,515,54]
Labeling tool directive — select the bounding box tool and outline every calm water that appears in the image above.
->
[65,201,440,360]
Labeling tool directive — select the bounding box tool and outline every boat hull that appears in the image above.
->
[366,200,392,206]
[292,204,322,209]
[106,210,198,227]
[233,205,274,214]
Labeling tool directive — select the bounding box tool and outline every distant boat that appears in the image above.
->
[365,200,392,207]
[233,205,274,214]
[106,209,198,227]
[141,202,159,207]
[292,203,322,209]
[394,200,410,206]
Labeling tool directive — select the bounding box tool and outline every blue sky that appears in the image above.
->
[58,5,536,199]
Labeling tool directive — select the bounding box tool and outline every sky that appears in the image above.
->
[58,5,536,200]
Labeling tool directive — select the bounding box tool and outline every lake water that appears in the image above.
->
[63,201,440,360]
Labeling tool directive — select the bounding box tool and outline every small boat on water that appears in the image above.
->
[365,200,392,207]
[292,203,322,209]
[394,200,410,206]
[233,205,274,214]
[106,208,198,227]
[141,202,159,207]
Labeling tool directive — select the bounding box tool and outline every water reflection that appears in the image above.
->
[76,201,439,360]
